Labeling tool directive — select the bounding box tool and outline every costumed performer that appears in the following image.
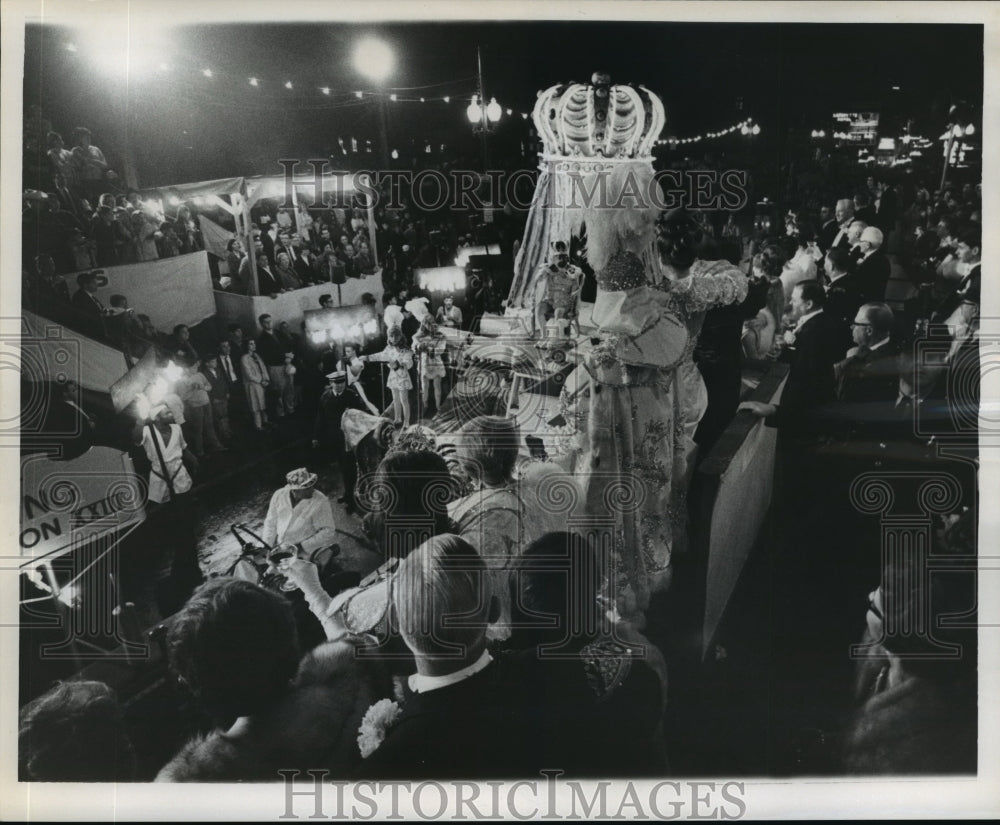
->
[361,325,414,427]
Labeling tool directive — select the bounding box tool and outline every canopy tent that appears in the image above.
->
[138,172,378,296]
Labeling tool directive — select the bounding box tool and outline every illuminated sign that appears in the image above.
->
[831,111,880,144]
[415,266,467,293]
[303,304,380,349]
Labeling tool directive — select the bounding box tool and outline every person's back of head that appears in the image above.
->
[826,246,851,277]
[19,680,136,781]
[456,416,520,486]
[369,448,455,558]
[394,534,494,665]
[509,532,605,651]
[167,578,300,724]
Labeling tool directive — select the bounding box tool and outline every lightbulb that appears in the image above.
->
[741,124,750,135]
[353,37,395,83]
[486,97,502,123]
[420,97,425,103]
[391,149,399,159]
[389,93,397,101]
[355,90,364,99]
[202,68,213,78]
[443,96,450,103]
[965,124,975,136]
[752,124,760,135]
[249,77,259,86]
[321,87,330,95]
[952,124,963,137]
[285,81,293,90]
[467,95,482,124]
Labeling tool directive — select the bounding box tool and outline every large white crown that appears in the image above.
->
[532,72,665,161]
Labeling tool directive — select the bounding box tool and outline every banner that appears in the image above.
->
[22,310,129,394]
[89,252,216,331]
[198,214,236,261]
[19,446,146,565]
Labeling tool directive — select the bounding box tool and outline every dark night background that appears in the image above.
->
[23,21,983,188]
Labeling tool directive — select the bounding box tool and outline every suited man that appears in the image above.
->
[311,370,367,513]
[70,271,107,340]
[853,192,877,227]
[260,218,278,264]
[255,254,282,297]
[827,199,856,250]
[836,303,901,407]
[201,352,232,442]
[355,534,526,779]
[845,219,868,267]
[817,205,839,252]
[740,280,839,424]
[216,339,244,423]
[824,246,865,353]
[854,226,891,304]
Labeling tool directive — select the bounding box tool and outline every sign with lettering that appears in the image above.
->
[19,447,146,565]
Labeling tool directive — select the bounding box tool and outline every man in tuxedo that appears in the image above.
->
[846,219,868,267]
[853,192,877,226]
[357,534,526,779]
[739,279,839,425]
[854,226,891,304]
[824,246,865,353]
[69,270,107,340]
[818,204,839,252]
[827,198,855,250]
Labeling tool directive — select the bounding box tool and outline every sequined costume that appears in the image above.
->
[568,253,746,621]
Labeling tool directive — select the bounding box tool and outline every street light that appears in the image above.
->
[353,37,395,83]
[352,36,394,174]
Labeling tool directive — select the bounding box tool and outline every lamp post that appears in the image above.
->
[353,37,395,169]
[467,47,503,171]
[940,101,975,192]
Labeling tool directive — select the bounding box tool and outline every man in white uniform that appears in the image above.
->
[262,468,337,558]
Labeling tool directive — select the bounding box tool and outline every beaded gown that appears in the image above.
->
[569,252,746,619]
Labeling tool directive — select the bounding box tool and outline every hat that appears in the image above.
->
[860,226,884,247]
[326,370,347,382]
[285,468,318,489]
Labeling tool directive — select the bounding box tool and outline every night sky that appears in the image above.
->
[23,20,983,187]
